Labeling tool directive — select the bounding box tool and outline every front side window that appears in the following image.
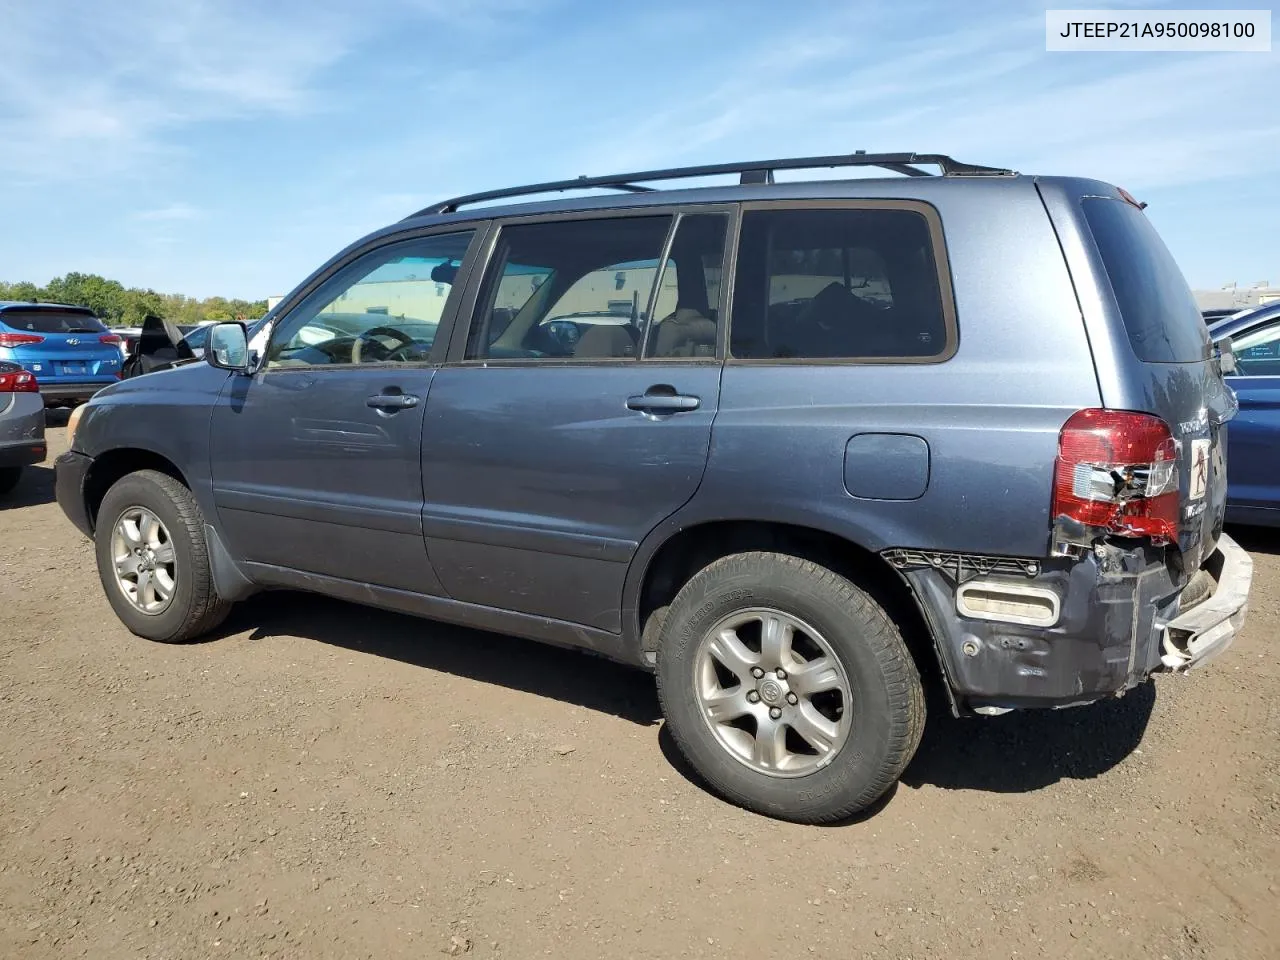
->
[267,231,474,368]
[466,216,672,360]
[729,207,951,361]
[1230,320,1280,377]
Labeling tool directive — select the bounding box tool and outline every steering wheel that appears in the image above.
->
[351,325,416,364]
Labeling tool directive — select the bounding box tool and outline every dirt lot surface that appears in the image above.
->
[2,425,1277,960]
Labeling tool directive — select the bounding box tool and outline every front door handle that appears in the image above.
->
[626,391,701,414]
[367,392,420,411]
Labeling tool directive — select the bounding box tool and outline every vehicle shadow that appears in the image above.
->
[0,462,56,509]
[1226,523,1280,557]
[224,590,1156,810]
[229,591,662,726]
[901,682,1155,793]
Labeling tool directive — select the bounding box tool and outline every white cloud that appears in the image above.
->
[0,0,522,182]
[564,7,1278,194]
[133,202,201,222]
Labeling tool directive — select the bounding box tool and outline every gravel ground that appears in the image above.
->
[1,425,1276,960]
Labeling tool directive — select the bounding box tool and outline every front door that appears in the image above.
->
[1224,315,1280,521]
[422,210,732,632]
[209,229,479,594]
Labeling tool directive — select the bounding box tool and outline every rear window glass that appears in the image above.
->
[0,309,107,334]
[1081,198,1209,363]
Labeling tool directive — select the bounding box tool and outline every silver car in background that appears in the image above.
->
[0,360,46,495]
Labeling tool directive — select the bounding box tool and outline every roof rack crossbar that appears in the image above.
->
[408,151,1014,218]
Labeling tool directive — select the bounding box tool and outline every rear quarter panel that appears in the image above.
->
[667,178,1101,559]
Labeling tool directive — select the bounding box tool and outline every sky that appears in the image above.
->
[0,0,1276,300]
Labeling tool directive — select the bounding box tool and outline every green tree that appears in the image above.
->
[0,274,267,326]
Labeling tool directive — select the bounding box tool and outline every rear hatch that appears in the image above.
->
[0,307,121,382]
[1079,194,1232,570]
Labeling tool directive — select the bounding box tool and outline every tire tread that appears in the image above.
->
[97,469,231,643]
[656,551,925,824]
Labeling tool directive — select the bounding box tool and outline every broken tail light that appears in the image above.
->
[1053,409,1179,544]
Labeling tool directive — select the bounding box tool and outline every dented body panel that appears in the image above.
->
[895,545,1179,710]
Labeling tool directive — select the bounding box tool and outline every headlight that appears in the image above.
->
[66,403,85,449]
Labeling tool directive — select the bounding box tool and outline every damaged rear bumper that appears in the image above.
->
[1158,533,1251,672]
[889,535,1252,715]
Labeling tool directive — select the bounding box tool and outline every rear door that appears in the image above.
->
[1220,314,1280,519]
[421,208,732,633]
[0,307,121,383]
[1075,194,1233,567]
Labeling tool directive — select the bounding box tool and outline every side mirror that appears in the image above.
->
[1217,336,1238,376]
[207,322,250,373]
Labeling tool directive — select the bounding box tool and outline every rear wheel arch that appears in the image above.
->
[628,518,944,690]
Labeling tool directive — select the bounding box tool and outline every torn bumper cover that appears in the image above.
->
[1158,533,1251,672]
[888,535,1252,714]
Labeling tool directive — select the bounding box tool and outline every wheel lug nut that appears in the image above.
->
[769,707,782,720]
[751,667,765,679]
[775,668,787,679]
[786,692,798,705]
[746,690,760,703]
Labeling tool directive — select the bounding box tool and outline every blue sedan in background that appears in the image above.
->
[1211,302,1280,527]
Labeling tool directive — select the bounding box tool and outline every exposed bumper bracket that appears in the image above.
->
[1159,533,1252,672]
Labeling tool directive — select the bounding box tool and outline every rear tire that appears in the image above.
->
[94,469,231,643]
[0,467,21,495]
[656,551,924,824]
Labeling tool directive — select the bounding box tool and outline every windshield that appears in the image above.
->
[0,309,108,334]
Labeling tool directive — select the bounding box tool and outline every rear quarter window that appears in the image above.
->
[729,205,954,361]
[1081,197,1209,363]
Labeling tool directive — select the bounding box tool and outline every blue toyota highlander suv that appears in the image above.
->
[0,301,122,404]
[54,152,1253,823]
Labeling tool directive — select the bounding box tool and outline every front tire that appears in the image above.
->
[656,552,924,824]
[94,470,231,642]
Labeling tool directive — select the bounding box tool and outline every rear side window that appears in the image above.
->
[1081,197,1209,363]
[0,309,107,334]
[729,206,952,360]
[466,216,673,360]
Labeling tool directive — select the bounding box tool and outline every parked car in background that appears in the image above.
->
[1211,302,1280,526]
[1201,307,1243,323]
[108,328,140,360]
[0,360,46,495]
[177,321,216,360]
[55,152,1251,824]
[0,302,122,405]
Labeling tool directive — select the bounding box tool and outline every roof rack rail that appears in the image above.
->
[408,151,1015,218]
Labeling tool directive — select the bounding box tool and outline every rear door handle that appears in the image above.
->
[626,392,701,413]
[367,392,420,411]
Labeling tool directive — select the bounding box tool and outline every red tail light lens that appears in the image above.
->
[1053,409,1179,543]
[0,369,39,392]
[99,334,121,345]
[0,332,46,347]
